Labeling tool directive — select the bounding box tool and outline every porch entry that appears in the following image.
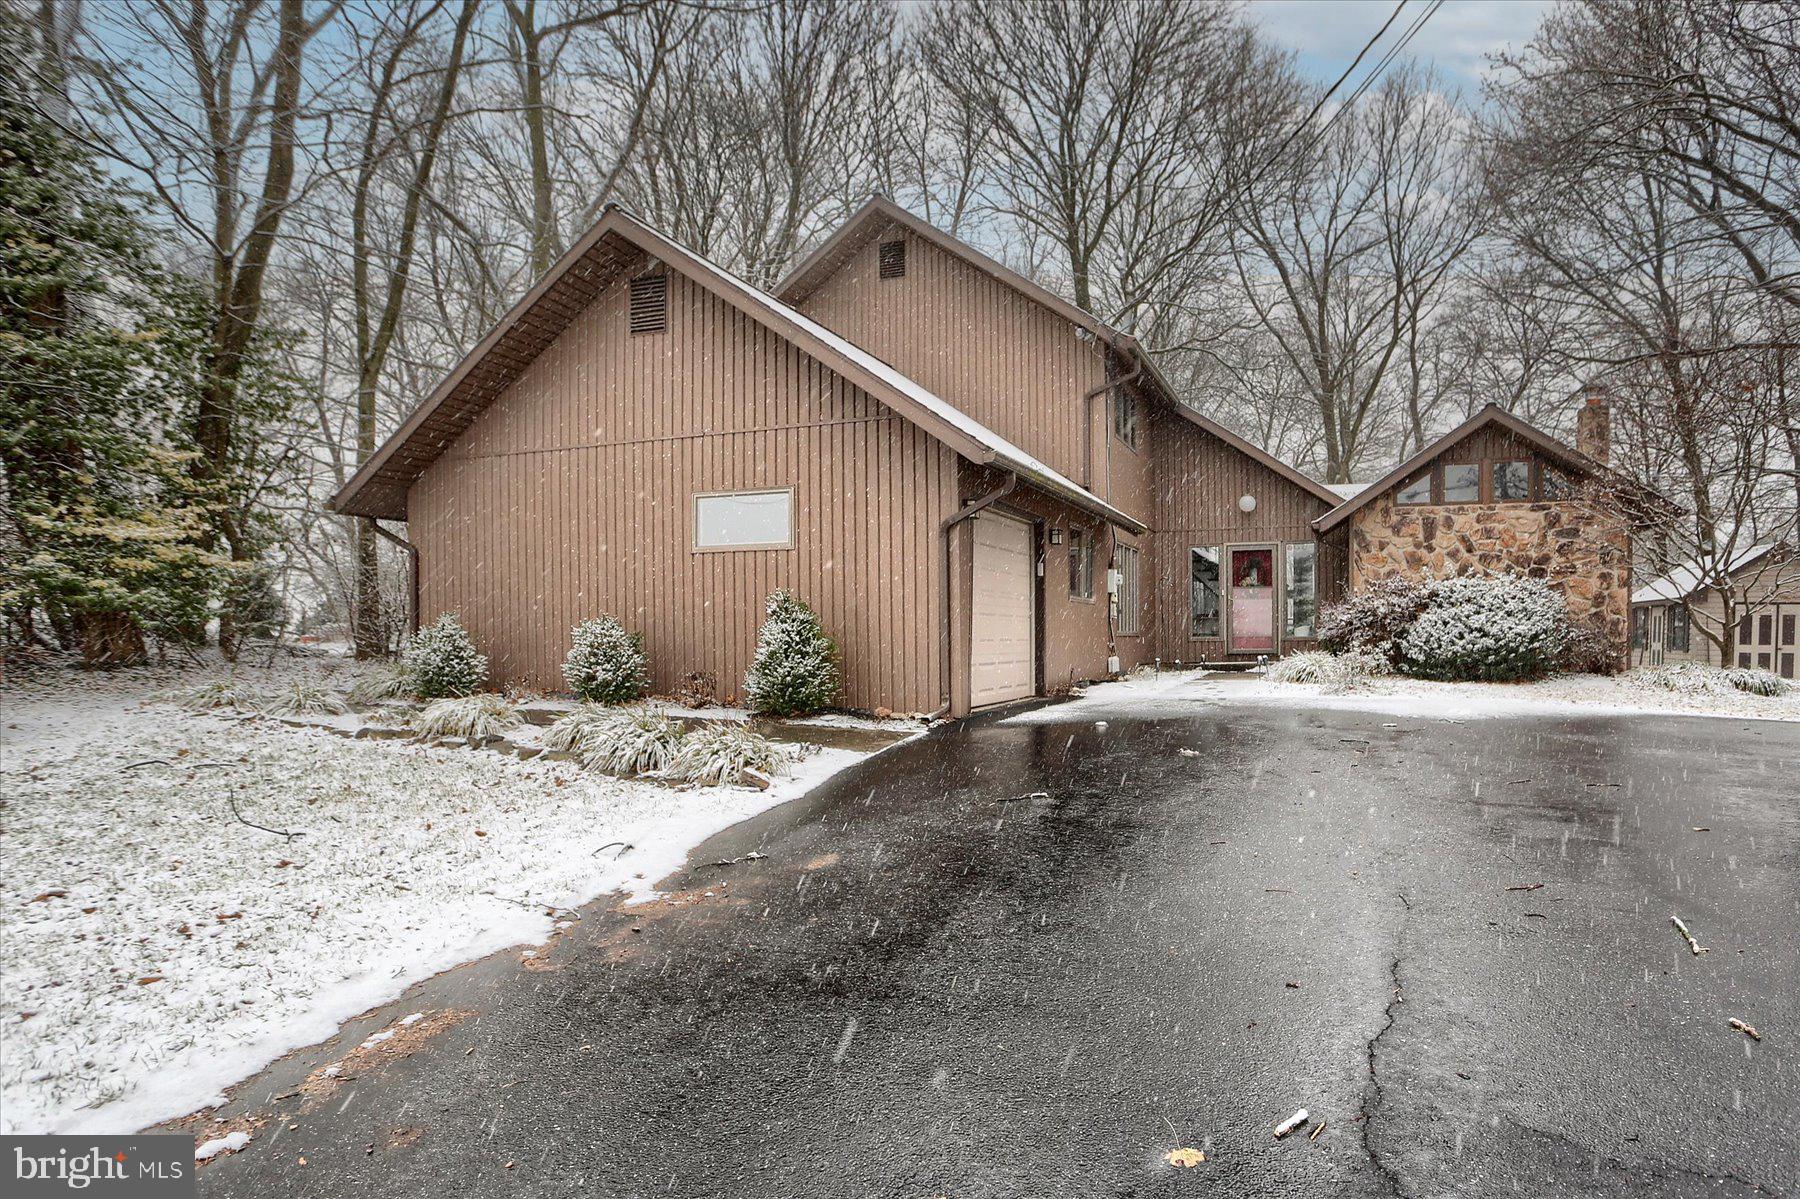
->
[1227,546,1277,653]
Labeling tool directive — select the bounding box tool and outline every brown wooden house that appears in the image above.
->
[333,199,1659,713]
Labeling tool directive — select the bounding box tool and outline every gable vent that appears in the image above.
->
[629,274,668,334]
[878,239,906,279]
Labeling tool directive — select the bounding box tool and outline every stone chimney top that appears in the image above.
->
[1576,384,1610,464]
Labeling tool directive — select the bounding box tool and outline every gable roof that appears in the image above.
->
[1632,542,1782,604]
[778,196,1344,511]
[1313,404,1675,533]
[331,206,1144,533]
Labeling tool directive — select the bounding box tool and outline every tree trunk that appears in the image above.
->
[78,611,147,668]
[353,517,385,657]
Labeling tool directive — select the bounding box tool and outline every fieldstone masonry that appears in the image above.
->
[1349,486,1631,670]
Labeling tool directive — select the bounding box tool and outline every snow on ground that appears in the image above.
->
[1007,667,1800,725]
[0,667,889,1136]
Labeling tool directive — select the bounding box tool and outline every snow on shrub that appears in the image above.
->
[574,707,687,776]
[1318,577,1431,668]
[744,591,840,717]
[1725,667,1790,697]
[1265,649,1388,693]
[561,616,647,704]
[542,705,617,755]
[261,680,350,716]
[402,614,488,699]
[668,721,789,786]
[348,662,417,705]
[159,679,261,711]
[1558,622,1617,675]
[412,693,519,740]
[1398,575,1573,682]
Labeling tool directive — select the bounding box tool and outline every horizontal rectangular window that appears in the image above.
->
[1191,546,1221,638]
[1397,472,1432,505]
[1493,460,1531,501]
[1285,542,1317,638]
[1443,462,1480,504]
[693,489,793,550]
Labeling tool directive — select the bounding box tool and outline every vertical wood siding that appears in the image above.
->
[1148,408,1339,660]
[409,269,955,713]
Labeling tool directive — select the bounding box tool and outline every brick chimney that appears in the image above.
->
[1576,385,1611,463]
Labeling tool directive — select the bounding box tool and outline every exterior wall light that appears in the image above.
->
[1238,493,1257,513]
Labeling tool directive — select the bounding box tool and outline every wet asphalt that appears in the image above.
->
[193,683,1799,1198]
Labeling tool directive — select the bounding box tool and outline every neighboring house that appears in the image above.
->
[333,198,1664,714]
[1631,543,1800,676]
[1314,395,1674,671]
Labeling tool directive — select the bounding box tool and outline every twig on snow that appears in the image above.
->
[226,793,304,841]
[1670,914,1709,955]
[592,841,633,858]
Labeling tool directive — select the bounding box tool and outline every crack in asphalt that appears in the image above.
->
[1360,890,1412,1199]
[1500,1116,1784,1197]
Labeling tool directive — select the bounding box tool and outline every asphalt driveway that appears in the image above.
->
[191,683,1799,1198]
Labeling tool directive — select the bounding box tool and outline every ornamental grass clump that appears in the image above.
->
[1724,667,1790,697]
[1398,575,1572,682]
[402,614,487,699]
[1265,649,1387,694]
[412,693,519,740]
[668,721,789,786]
[160,679,261,711]
[561,616,648,703]
[744,591,839,717]
[574,707,687,776]
[261,679,350,716]
[348,662,417,704]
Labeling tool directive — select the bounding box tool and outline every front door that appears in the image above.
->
[1227,546,1277,654]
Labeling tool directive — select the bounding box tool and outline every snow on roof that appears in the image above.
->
[657,220,1149,532]
[1325,482,1371,501]
[1632,543,1777,604]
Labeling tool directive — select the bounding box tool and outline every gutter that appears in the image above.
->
[370,521,421,637]
[930,472,1018,719]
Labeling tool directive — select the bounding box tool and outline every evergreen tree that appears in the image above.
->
[744,591,840,716]
[0,14,223,664]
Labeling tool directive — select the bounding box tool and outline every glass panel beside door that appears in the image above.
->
[1228,547,1276,653]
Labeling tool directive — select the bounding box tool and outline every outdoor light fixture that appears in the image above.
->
[1049,527,1064,545]
[1238,493,1257,513]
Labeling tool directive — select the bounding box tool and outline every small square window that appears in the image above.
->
[1443,462,1480,503]
[1397,473,1432,505]
[1493,460,1531,501]
[878,239,906,279]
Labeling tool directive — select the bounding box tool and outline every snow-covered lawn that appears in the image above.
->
[1,667,889,1136]
[1021,665,1800,724]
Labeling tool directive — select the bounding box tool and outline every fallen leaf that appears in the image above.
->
[1165,1147,1205,1168]
[136,976,164,985]
[29,891,67,903]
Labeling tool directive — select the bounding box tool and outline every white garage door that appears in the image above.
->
[970,512,1036,707]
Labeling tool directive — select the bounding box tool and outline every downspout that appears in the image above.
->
[931,471,1018,719]
[371,520,421,639]
[1082,342,1143,491]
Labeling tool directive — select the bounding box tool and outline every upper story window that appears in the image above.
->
[1493,460,1531,501]
[693,489,793,550]
[629,274,668,334]
[1396,472,1432,505]
[878,239,906,279]
[1069,526,1095,600]
[1113,389,1141,450]
[1442,462,1480,504]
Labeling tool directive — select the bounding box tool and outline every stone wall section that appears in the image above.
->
[1348,487,1632,670]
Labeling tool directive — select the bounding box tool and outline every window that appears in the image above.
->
[1784,614,1796,644]
[1114,544,1142,636]
[1397,472,1432,505]
[1738,651,1752,667]
[1739,613,1753,641]
[1759,614,1774,644]
[1759,652,1772,669]
[1190,547,1221,638]
[1493,460,1531,501]
[878,239,906,279]
[1782,652,1795,680]
[1668,604,1690,652]
[1540,466,1574,500]
[1285,543,1317,638]
[693,489,793,550]
[1443,462,1480,504]
[1113,389,1141,450]
[1632,608,1648,650]
[629,274,667,334]
[1068,527,1094,600]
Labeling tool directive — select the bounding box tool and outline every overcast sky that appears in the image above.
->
[1250,0,1551,97]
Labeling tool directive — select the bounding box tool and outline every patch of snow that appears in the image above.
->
[193,1130,250,1160]
[1,666,897,1136]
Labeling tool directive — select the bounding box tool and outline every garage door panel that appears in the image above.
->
[970,514,1035,707]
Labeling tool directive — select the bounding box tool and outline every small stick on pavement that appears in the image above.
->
[1274,1109,1309,1139]
[1670,914,1709,955]
[1505,883,1544,892]
[1308,1120,1327,1141]
[1729,1018,1762,1041]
